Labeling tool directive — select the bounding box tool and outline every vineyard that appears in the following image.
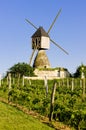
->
[0,77,86,130]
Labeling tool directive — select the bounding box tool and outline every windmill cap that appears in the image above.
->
[31,27,49,38]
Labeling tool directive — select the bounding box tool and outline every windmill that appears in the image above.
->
[26,9,68,69]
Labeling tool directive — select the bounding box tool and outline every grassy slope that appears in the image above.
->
[0,102,54,130]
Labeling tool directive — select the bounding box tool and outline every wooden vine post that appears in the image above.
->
[49,82,57,121]
[44,76,48,97]
[67,78,69,88]
[82,78,85,101]
[8,73,11,102]
[22,75,24,86]
[18,73,20,86]
[8,73,11,90]
[71,78,74,91]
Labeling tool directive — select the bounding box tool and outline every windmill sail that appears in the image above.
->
[47,8,62,34]
[25,19,38,30]
[50,39,68,55]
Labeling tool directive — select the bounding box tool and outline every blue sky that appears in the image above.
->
[0,0,86,75]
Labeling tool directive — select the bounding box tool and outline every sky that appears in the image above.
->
[0,0,86,76]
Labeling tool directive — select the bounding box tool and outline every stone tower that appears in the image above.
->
[33,50,51,68]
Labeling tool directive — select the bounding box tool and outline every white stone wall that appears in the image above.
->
[34,68,69,78]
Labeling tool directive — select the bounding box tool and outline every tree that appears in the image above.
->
[7,62,35,77]
[73,64,86,78]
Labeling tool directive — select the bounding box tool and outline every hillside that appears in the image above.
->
[0,101,54,130]
[1,78,86,129]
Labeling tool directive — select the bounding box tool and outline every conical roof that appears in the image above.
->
[32,27,49,38]
[33,50,51,68]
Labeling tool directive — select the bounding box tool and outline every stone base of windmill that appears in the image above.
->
[31,50,69,79]
[34,67,69,79]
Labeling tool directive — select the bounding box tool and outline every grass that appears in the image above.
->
[0,102,54,130]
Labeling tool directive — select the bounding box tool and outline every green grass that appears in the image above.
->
[0,102,54,130]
